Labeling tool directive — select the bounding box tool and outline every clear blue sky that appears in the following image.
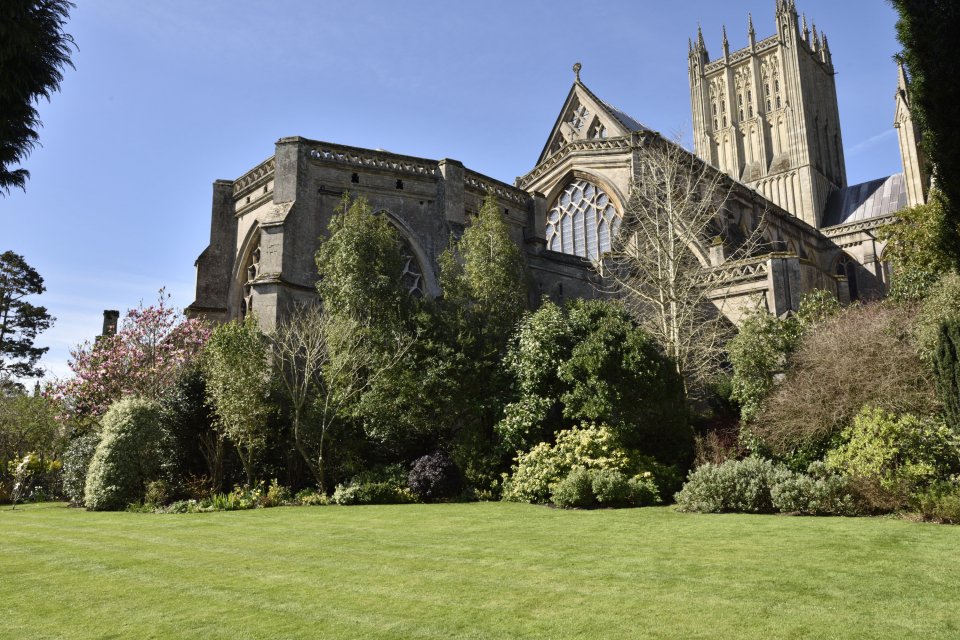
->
[1,0,903,381]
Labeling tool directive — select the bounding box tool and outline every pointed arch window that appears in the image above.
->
[836,254,859,301]
[546,179,621,261]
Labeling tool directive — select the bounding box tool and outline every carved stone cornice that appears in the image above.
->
[234,157,275,196]
[517,136,634,190]
[704,255,770,285]
[821,215,897,238]
[307,143,440,178]
[463,169,530,207]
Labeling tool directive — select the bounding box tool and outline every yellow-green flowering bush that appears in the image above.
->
[825,406,960,493]
[501,424,630,503]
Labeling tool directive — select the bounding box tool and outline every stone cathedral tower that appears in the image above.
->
[689,0,845,228]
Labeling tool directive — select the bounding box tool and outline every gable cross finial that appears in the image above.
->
[573,62,582,83]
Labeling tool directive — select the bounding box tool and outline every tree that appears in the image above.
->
[497,299,689,463]
[0,251,54,384]
[0,389,62,496]
[598,134,762,394]
[437,193,529,484]
[890,1,960,266]
[56,290,209,421]
[933,319,960,434]
[315,193,409,325]
[0,1,76,195]
[202,316,272,487]
[271,304,412,492]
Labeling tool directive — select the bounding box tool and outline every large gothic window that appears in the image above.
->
[546,179,620,261]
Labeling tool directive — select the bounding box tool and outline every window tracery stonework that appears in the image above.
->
[546,179,620,261]
[240,233,261,319]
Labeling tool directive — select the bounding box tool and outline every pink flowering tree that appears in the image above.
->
[56,290,211,422]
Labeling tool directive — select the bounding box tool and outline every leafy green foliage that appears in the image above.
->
[0,1,75,194]
[331,481,415,505]
[825,406,960,493]
[934,319,960,433]
[202,316,273,487]
[550,468,596,509]
[877,195,955,300]
[0,251,54,383]
[501,424,673,506]
[498,299,689,462]
[502,424,631,504]
[315,193,409,325]
[84,398,162,511]
[674,457,795,514]
[914,271,960,362]
[434,194,529,489]
[0,391,61,488]
[60,431,99,505]
[891,1,960,267]
[768,462,859,516]
[728,291,840,423]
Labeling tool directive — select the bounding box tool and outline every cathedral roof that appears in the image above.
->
[821,173,907,228]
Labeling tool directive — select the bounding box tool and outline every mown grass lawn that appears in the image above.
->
[1,502,958,640]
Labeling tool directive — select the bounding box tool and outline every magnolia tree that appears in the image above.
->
[56,290,210,421]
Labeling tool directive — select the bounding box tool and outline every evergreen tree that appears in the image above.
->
[0,1,76,194]
[0,251,54,384]
[934,319,960,434]
[891,0,960,266]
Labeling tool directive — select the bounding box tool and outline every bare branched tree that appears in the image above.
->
[270,305,413,492]
[597,134,766,394]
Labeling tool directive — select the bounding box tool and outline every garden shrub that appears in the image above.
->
[143,479,171,508]
[84,398,163,511]
[627,473,661,507]
[551,468,596,509]
[914,481,960,523]
[61,431,100,505]
[825,406,960,493]
[331,481,414,505]
[408,451,462,502]
[752,303,937,456]
[294,488,329,506]
[769,462,858,516]
[674,457,794,513]
[590,468,631,506]
[501,424,632,504]
[497,299,690,463]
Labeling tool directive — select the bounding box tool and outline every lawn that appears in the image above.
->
[1,502,958,639]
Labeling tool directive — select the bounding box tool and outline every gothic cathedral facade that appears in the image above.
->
[188,1,927,329]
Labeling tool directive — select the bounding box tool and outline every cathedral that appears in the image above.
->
[187,1,927,330]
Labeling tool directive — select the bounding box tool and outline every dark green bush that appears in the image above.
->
[551,468,596,509]
[590,468,631,506]
[934,319,960,433]
[84,398,162,511]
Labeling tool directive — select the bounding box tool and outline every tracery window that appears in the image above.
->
[546,179,620,261]
[240,232,261,319]
[400,250,424,297]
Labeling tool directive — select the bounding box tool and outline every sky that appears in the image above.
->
[2,0,903,382]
